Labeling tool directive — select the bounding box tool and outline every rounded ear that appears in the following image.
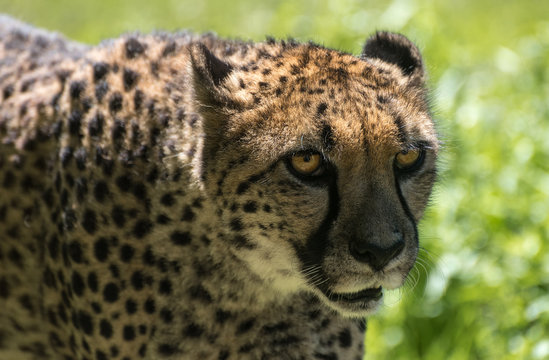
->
[362,32,425,85]
[189,43,234,107]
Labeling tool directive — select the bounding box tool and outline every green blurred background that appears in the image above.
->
[1,0,548,359]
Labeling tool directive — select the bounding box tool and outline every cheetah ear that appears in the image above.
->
[361,32,425,85]
[189,43,234,107]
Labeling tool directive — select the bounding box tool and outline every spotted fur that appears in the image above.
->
[0,15,438,360]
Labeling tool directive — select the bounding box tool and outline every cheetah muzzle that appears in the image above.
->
[1,16,438,360]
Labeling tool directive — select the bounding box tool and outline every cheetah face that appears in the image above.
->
[191,32,438,317]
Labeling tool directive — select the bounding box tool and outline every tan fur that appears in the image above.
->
[0,16,437,360]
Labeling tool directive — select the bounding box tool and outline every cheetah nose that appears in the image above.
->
[349,233,405,271]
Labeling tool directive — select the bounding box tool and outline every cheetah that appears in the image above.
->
[0,15,438,360]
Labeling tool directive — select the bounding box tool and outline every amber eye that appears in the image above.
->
[395,148,423,170]
[290,152,324,176]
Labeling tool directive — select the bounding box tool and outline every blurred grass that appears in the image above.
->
[1,0,548,359]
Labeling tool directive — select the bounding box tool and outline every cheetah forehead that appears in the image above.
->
[214,46,434,163]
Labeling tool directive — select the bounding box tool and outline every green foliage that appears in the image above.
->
[2,0,548,358]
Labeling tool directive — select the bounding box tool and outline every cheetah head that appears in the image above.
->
[190,32,438,317]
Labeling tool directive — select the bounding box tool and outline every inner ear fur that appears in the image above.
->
[362,31,425,85]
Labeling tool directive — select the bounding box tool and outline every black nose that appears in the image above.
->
[350,234,405,271]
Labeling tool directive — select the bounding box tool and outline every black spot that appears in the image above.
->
[109,92,123,113]
[189,285,212,303]
[7,248,23,268]
[156,214,171,225]
[236,318,255,334]
[120,244,135,262]
[60,146,73,168]
[181,206,195,222]
[131,271,144,291]
[158,344,177,356]
[68,110,82,136]
[111,346,119,357]
[111,206,126,228]
[123,68,139,91]
[3,84,14,99]
[95,81,109,102]
[338,328,352,348]
[230,218,243,231]
[317,102,328,116]
[91,302,102,314]
[107,264,118,281]
[68,241,83,263]
[99,319,113,339]
[71,271,85,296]
[183,323,203,338]
[115,175,132,193]
[134,89,144,111]
[276,337,302,349]
[232,235,256,249]
[125,38,146,59]
[43,267,57,289]
[133,219,153,238]
[262,321,290,334]
[144,298,155,314]
[160,308,173,323]
[87,272,98,292]
[139,343,147,357]
[93,62,110,82]
[94,237,110,262]
[69,81,86,99]
[74,148,87,171]
[238,343,255,353]
[93,181,109,202]
[0,277,10,298]
[377,95,389,104]
[132,182,147,200]
[123,325,136,341]
[215,309,232,324]
[112,119,126,144]
[79,311,94,335]
[242,201,257,213]
[2,171,15,189]
[103,283,119,302]
[96,350,108,360]
[142,247,156,266]
[158,278,172,295]
[218,350,230,360]
[170,231,191,246]
[82,209,97,234]
[314,352,338,360]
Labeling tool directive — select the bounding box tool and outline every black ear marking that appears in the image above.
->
[362,32,424,81]
[189,43,233,88]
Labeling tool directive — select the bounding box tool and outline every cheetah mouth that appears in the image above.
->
[326,286,383,304]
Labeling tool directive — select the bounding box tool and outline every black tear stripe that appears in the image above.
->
[295,169,340,289]
[393,173,419,247]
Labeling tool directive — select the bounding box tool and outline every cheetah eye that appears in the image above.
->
[288,152,325,177]
[394,148,424,172]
